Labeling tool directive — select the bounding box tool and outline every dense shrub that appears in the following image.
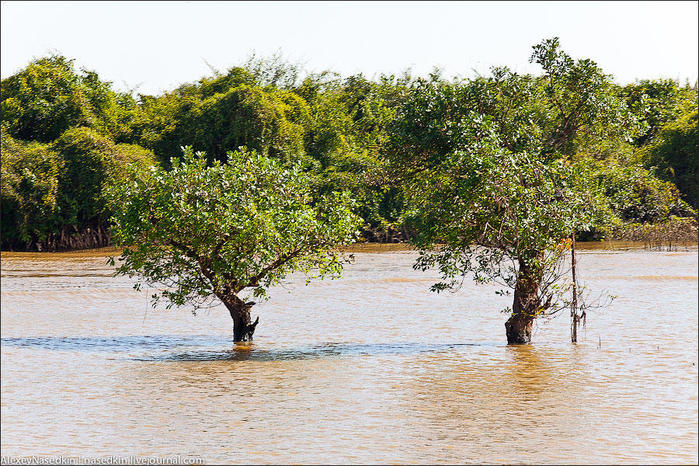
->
[588,158,695,224]
[1,126,156,250]
[1,128,62,248]
[642,110,698,209]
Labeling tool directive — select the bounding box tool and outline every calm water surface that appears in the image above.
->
[1,245,697,464]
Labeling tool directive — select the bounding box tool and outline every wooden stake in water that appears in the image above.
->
[571,233,579,343]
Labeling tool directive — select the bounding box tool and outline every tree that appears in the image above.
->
[1,55,87,142]
[390,38,629,344]
[589,157,695,223]
[52,127,157,248]
[302,72,411,242]
[137,83,309,165]
[106,149,360,342]
[407,127,607,344]
[186,84,308,162]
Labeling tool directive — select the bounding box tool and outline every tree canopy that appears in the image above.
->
[1,126,156,250]
[107,148,360,341]
[641,109,698,208]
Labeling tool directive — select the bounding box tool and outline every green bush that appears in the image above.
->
[1,126,157,250]
[53,127,157,228]
[1,128,63,248]
[588,158,695,224]
[642,110,698,209]
[136,84,308,164]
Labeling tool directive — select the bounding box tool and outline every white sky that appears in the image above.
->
[1,1,697,95]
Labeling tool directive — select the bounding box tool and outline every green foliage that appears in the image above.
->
[388,38,635,178]
[587,157,694,224]
[0,55,140,143]
[530,38,638,156]
[641,110,698,208]
[243,52,303,90]
[106,148,361,309]
[621,79,697,147]
[1,55,85,142]
[132,91,193,162]
[1,125,157,250]
[53,127,157,228]
[2,46,695,257]
[406,120,607,294]
[390,38,625,323]
[303,73,410,239]
[187,67,257,99]
[1,128,62,247]
[137,83,308,164]
[192,84,308,162]
[135,61,410,241]
[53,127,118,226]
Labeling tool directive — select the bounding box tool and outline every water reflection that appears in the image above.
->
[505,344,556,400]
[395,344,593,463]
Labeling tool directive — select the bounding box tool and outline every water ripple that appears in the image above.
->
[2,335,497,361]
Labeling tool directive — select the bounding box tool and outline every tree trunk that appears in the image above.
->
[505,256,543,344]
[505,312,534,344]
[221,295,259,342]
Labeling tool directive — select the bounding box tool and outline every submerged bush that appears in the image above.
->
[608,216,698,249]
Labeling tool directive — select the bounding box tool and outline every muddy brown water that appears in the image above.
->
[1,244,697,464]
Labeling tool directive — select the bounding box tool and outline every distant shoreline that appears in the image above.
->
[2,241,697,259]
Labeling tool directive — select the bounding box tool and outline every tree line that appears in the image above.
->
[1,42,696,252]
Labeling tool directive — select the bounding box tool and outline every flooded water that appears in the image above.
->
[1,245,697,464]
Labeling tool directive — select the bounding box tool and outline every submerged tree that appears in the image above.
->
[408,135,607,343]
[390,38,630,343]
[106,148,360,341]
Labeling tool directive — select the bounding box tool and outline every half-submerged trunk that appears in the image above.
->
[505,256,543,344]
[221,295,259,342]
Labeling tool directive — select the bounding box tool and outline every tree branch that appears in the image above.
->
[244,247,304,290]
